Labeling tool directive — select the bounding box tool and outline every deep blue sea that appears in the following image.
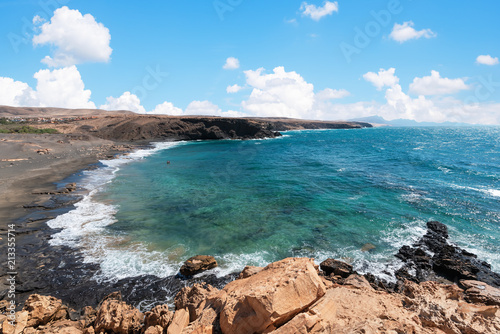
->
[47,127,500,282]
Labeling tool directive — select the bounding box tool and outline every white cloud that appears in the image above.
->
[185,100,221,115]
[0,77,33,107]
[389,21,436,43]
[316,88,350,100]
[363,68,399,91]
[149,101,183,115]
[300,1,338,21]
[223,57,240,70]
[100,92,145,113]
[0,66,95,109]
[242,66,315,118]
[409,71,469,95]
[33,6,112,67]
[476,55,499,66]
[226,84,243,93]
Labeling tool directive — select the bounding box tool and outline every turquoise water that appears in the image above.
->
[48,127,500,281]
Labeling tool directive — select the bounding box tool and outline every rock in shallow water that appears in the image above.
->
[180,255,218,277]
[395,221,500,288]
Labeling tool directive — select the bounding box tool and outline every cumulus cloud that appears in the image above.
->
[226,84,243,93]
[149,101,183,115]
[100,92,145,113]
[389,21,436,43]
[223,57,240,70]
[409,71,469,95]
[300,1,338,21]
[476,55,499,66]
[0,66,95,109]
[316,88,350,100]
[185,100,221,115]
[0,77,34,107]
[33,6,112,67]
[242,66,315,118]
[363,68,399,90]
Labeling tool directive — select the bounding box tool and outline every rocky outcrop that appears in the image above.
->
[93,292,144,334]
[395,221,500,288]
[3,257,500,334]
[180,256,218,277]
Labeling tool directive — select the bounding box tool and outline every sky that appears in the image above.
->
[1,0,500,124]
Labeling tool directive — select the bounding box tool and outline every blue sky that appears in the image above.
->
[1,0,499,123]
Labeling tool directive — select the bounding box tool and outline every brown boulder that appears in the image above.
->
[180,256,218,276]
[174,283,219,322]
[461,280,500,306]
[167,308,190,334]
[94,293,144,334]
[33,319,84,334]
[219,257,326,334]
[319,259,353,278]
[23,294,67,327]
[144,304,173,329]
[343,274,373,290]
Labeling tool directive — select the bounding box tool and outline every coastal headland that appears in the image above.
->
[1,106,499,333]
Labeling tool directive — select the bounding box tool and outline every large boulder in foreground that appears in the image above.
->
[180,256,218,277]
[218,257,326,333]
[94,293,144,334]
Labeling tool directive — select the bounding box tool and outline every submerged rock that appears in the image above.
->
[180,255,218,277]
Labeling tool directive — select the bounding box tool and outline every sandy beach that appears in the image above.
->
[0,133,133,224]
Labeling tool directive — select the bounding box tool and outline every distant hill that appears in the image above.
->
[0,105,134,118]
[350,115,472,127]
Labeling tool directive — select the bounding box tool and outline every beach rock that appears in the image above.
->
[167,308,190,334]
[23,294,67,327]
[395,221,500,288]
[180,256,218,277]
[144,304,173,329]
[80,306,96,328]
[218,257,326,333]
[174,283,218,322]
[237,265,263,279]
[461,280,500,306]
[94,293,144,334]
[319,258,353,278]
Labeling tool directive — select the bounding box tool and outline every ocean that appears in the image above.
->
[46,126,500,283]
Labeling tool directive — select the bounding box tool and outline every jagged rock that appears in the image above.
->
[80,306,96,328]
[218,257,326,334]
[167,308,190,334]
[144,304,173,329]
[23,294,67,327]
[94,292,144,334]
[395,221,500,288]
[238,266,263,279]
[402,280,500,333]
[180,256,218,277]
[461,280,500,306]
[174,283,218,322]
[319,258,353,278]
